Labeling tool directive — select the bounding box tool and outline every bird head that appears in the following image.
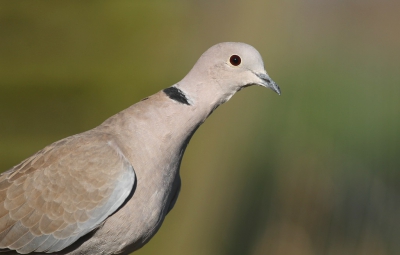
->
[177,42,280,106]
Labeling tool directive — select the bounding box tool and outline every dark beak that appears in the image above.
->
[256,72,281,95]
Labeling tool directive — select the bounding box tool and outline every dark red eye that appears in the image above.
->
[229,55,241,66]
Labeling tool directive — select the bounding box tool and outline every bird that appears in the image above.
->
[0,42,280,255]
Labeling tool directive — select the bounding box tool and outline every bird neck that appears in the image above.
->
[174,78,236,116]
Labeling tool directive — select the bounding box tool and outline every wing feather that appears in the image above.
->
[0,131,135,253]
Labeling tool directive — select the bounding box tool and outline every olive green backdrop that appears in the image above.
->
[1,1,399,255]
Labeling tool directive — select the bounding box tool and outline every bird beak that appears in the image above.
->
[256,72,281,95]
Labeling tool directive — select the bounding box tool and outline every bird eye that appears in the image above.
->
[229,55,241,66]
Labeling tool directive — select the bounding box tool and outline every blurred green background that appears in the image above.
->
[1,1,399,255]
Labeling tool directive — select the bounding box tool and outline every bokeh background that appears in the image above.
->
[1,1,399,254]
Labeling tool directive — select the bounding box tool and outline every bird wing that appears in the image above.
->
[0,131,135,254]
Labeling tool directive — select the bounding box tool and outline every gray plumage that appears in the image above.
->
[0,42,280,254]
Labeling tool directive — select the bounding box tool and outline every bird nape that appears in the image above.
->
[0,42,279,255]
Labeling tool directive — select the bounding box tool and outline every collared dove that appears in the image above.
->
[0,42,280,254]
